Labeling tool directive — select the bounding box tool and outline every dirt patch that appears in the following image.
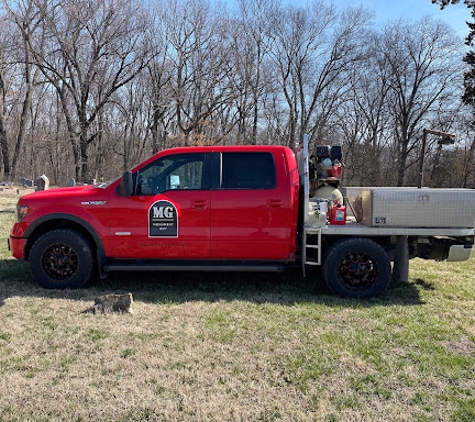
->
[441,337,475,356]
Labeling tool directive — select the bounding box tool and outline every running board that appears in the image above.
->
[104,262,286,273]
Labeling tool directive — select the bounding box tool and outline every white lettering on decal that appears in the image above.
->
[153,206,174,219]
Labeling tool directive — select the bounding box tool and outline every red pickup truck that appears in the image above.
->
[9,146,300,280]
[8,142,475,298]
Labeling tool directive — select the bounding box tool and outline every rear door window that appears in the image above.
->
[219,152,276,190]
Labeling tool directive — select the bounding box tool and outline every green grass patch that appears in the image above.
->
[1,194,475,421]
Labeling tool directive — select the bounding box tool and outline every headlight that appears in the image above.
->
[15,205,29,223]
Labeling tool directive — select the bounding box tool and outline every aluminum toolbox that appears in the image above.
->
[361,187,475,228]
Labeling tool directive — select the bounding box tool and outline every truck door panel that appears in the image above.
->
[109,153,211,259]
[210,151,291,260]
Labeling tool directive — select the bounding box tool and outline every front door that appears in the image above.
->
[109,152,211,259]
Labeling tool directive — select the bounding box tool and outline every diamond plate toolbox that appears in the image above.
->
[361,188,475,228]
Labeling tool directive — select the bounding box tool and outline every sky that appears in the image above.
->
[322,0,472,38]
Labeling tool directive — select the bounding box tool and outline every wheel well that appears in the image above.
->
[322,235,392,254]
[321,235,392,298]
[24,219,98,261]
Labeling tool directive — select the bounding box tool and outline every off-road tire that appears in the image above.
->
[322,237,391,299]
[29,229,94,289]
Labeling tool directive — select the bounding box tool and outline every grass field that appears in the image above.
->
[0,190,474,421]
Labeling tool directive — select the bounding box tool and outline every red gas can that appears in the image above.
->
[330,203,346,225]
[329,163,342,178]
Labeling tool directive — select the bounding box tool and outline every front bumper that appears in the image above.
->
[8,236,27,260]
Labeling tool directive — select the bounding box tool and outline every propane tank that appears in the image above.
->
[314,185,344,205]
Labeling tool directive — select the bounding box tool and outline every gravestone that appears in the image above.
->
[21,178,34,188]
[36,174,50,191]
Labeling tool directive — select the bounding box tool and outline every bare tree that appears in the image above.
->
[0,0,43,181]
[144,18,175,154]
[107,80,151,172]
[267,3,372,148]
[0,12,10,178]
[158,0,238,146]
[23,0,152,181]
[341,33,394,186]
[378,17,464,186]
[1,0,472,186]
[228,0,277,144]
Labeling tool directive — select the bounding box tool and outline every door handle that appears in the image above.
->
[191,200,208,209]
[267,199,284,208]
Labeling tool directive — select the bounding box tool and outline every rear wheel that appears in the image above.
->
[29,229,94,289]
[322,237,391,299]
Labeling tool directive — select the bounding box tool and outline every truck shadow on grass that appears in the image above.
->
[0,259,425,307]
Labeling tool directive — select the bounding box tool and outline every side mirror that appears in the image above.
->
[121,171,134,197]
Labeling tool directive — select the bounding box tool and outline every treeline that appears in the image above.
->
[0,0,474,188]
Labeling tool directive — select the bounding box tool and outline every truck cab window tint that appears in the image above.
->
[136,153,206,195]
[220,152,276,190]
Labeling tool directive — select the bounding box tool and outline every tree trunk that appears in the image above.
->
[0,73,10,180]
[80,137,89,182]
[0,125,9,180]
[8,9,37,183]
[396,141,408,187]
[10,82,33,182]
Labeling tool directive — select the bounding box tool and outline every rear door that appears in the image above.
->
[210,150,291,260]
[109,152,211,259]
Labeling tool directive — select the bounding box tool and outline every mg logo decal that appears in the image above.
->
[148,200,178,237]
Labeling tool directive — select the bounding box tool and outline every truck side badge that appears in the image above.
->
[148,200,178,237]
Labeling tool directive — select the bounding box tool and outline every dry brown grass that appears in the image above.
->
[0,185,31,197]
[1,189,475,421]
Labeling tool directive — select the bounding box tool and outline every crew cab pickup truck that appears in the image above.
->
[8,139,475,298]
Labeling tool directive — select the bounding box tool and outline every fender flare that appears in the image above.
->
[24,213,108,279]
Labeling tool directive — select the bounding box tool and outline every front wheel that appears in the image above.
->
[29,229,95,289]
[322,237,391,299]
